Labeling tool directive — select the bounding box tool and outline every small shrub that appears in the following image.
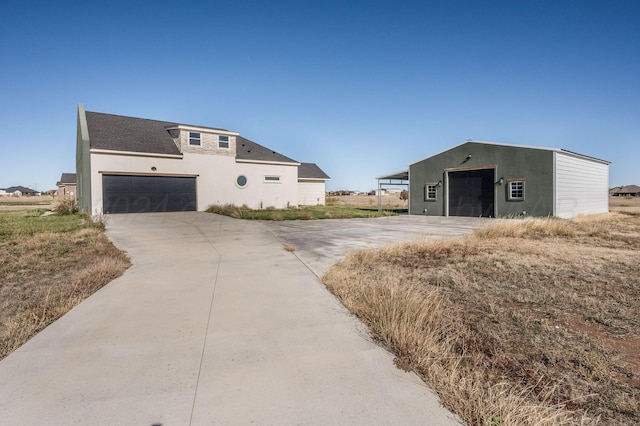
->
[299,211,313,220]
[51,197,78,215]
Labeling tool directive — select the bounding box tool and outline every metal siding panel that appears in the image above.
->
[555,154,609,218]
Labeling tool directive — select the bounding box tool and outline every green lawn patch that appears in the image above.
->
[0,210,99,239]
[206,204,402,220]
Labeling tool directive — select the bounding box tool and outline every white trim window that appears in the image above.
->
[424,184,437,201]
[509,180,525,200]
[264,175,281,183]
[189,132,201,146]
[219,135,229,148]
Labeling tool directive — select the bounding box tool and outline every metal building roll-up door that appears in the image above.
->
[102,175,197,213]
[448,169,495,217]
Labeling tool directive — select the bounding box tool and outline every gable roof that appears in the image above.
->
[57,173,76,185]
[410,140,610,166]
[298,163,330,180]
[85,111,299,164]
[235,136,298,164]
[86,111,181,155]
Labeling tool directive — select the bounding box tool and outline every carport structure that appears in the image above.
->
[376,170,408,212]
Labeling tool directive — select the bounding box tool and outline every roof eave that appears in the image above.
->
[90,148,183,159]
[236,158,301,166]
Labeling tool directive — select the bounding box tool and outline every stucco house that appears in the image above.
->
[56,173,77,198]
[383,140,609,219]
[76,105,329,214]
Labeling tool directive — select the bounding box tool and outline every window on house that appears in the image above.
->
[189,132,201,146]
[509,180,525,200]
[236,175,248,188]
[424,184,437,201]
[264,175,281,183]
[219,135,229,148]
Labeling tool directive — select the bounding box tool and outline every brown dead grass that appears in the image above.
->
[0,227,130,359]
[609,196,640,215]
[322,213,640,425]
[327,194,407,208]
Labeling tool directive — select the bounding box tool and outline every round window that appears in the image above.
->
[236,175,248,188]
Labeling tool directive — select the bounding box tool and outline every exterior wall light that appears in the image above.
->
[437,180,443,187]
[497,177,505,185]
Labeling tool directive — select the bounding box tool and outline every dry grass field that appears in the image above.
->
[326,193,408,208]
[0,209,130,360]
[323,212,640,425]
[0,195,53,211]
[609,196,640,214]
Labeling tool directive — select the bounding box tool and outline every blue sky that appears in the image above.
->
[1,0,638,192]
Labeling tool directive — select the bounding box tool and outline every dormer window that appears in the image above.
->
[219,135,229,149]
[189,132,201,146]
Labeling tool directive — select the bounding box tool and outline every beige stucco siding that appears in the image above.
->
[298,181,326,205]
[89,152,299,214]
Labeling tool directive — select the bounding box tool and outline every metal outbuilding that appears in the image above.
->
[380,140,610,219]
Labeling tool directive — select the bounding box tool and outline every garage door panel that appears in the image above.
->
[103,175,196,214]
[448,169,495,217]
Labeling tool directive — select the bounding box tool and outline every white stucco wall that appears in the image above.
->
[554,152,609,218]
[89,151,299,214]
[298,181,326,205]
[185,153,299,209]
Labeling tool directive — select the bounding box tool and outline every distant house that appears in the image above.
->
[76,105,330,214]
[56,173,77,198]
[381,140,610,219]
[0,186,40,196]
[610,185,640,197]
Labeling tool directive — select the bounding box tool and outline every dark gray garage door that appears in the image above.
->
[448,169,495,217]
[103,175,197,214]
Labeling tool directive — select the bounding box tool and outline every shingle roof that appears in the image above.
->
[299,163,330,180]
[235,136,298,164]
[610,185,640,194]
[57,173,76,185]
[86,111,181,155]
[4,186,38,194]
[86,111,300,164]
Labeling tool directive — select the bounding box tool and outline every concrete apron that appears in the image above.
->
[0,212,462,425]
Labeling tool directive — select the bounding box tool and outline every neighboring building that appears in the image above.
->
[56,173,77,198]
[76,105,329,214]
[0,186,40,196]
[610,185,640,197]
[383,140,609,219]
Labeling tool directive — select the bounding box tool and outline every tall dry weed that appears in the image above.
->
[323,214,640,425]
[0,226,130,359]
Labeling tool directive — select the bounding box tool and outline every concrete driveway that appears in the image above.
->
[264,215,491,277]
[0,213,483,425]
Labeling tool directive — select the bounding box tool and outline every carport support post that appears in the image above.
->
[378,179,382,212]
